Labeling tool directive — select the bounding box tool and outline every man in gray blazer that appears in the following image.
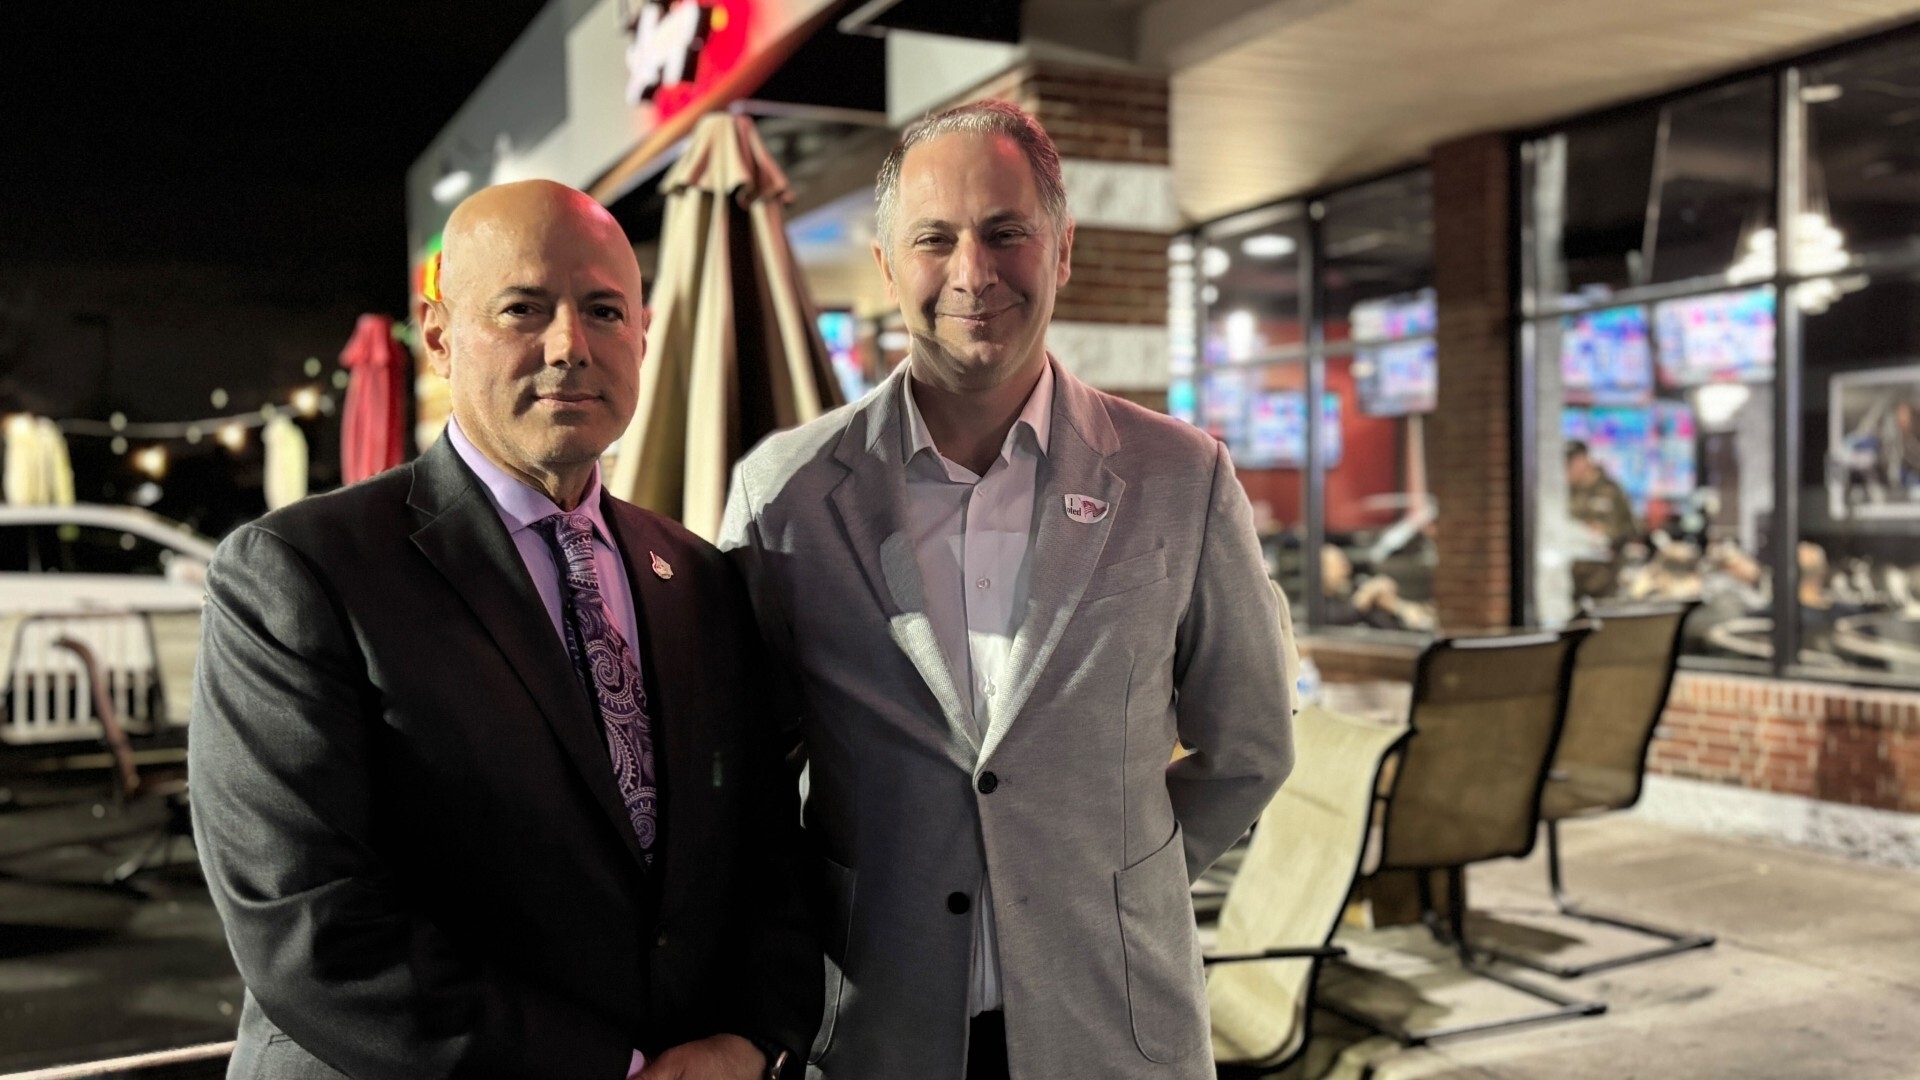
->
[720,101,1296,1079]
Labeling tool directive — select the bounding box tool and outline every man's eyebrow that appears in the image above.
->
[487,285,552,306]
[581,288,628,305]
[902,211,1036,233]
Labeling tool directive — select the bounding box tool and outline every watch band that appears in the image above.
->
[745,1035,790,1080]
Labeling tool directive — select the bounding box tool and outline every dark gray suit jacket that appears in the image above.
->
[191,436,820,1079]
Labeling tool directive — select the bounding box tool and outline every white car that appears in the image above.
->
[0,503,217,615]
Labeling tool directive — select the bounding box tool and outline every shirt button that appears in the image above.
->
[947,891,971,914]
[975,577,991,589]
[977,771,999,794]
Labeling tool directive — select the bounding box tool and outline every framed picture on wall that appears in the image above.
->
[1827,364,1920,520]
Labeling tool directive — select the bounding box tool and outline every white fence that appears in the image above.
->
[0,612,197,745]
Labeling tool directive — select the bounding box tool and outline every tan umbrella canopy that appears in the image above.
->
[610,111,845,541]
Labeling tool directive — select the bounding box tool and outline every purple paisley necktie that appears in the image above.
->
[535,512,657,865]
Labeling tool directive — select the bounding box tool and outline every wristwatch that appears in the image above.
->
[744,1035,790,1080]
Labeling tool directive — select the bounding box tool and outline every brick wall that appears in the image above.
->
[1428,133,1514,630]
[1055,228,1168,325]
[1649,672,1920,813]
[961,63,1169,164]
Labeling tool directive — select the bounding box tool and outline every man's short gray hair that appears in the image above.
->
[874,100,1069,252]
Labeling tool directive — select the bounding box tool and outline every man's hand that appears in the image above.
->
[641,1034,764,1080]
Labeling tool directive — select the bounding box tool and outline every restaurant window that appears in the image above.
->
[1523,33,1920,686]
[1180,170,1434,634]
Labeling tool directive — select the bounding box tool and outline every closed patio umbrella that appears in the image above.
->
[4,415,74,506]
[609,111,843,542]
[339,313,409,484]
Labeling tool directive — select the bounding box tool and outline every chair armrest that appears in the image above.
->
[1202,945,1347,966]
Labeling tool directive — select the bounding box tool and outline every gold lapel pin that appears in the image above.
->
[650,551,674,580]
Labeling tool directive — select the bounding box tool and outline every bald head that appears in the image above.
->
[422,179,647,509]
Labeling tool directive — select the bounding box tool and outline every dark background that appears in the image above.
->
[0,1,546,532]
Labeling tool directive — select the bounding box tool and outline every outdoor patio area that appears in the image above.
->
[0,789,1916,1076]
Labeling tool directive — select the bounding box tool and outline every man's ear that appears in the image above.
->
[1055,218,1076,288]
[421,298,453,379]
[871,240,899,305]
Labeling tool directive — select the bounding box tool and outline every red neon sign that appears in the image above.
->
[625,0,752,124]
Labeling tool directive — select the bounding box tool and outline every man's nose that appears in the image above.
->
[948,233,998,294]
[544,305,588,367]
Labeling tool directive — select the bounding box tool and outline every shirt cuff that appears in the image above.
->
[626,1049,647,1078]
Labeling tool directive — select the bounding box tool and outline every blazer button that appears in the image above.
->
[947,892,971,914]
[654,928,669,948]
[977,771,999,794]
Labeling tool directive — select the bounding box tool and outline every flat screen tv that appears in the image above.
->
[1654,286,1776,387]
[1564,405,1654,512]
[1244,391,1342,469]
[1561,306,1654,406]
[1651,401,1698,498]
[1349,288,1437,343]
[1355,338,1437,416]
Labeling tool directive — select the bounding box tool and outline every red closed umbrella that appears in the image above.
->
[339,313,409,484]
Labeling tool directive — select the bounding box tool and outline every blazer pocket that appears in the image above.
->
[1081,549,1169,605]
[1113,823,1208,1064]
[811,854,859,1064]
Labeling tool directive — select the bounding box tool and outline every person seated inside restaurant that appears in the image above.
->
[1321,544,1435,632]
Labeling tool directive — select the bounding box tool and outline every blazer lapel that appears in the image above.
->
[827,370,980,765]
[979,361,1125,767]
[406,437,650,873]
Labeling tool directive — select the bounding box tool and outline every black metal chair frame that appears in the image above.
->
[1318,630,1607,1046]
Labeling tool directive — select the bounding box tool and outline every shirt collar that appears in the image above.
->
[446,415,614,545]
[901,358,1054,470]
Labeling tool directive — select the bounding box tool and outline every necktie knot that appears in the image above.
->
[537,512,600,587]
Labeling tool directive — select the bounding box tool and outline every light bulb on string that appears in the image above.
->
[217,423,248,453]
[291,387,322,417]
[131,445,169,480]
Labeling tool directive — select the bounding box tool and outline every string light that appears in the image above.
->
[131,445,169,479]
[217,423,248,452]
[291,387,322,417]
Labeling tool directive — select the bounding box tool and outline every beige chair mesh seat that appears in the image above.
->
[1322,629,1606,1045]
[1482,601,1714,978]
[1207,704,1408,1073]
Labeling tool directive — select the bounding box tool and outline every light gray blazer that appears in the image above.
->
[720,358,1295,1079]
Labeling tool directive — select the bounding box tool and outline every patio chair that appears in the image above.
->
[1320,628,1604,1045]
[1207,703,1409,1075]
[1479,601,1713,978]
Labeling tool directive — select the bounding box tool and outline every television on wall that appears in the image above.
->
[1356,338,1437,416]
[1350,289,1437,343]
[1564,405,1654,512]
[1650,401,1698,499]
[1561,305,1654,406]
[1653,286,1776,387]
[1243,391,1342,469]
[816,310,867,403]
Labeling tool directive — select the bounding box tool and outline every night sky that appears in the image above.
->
[3,1,546,287]
[0,2,547,529]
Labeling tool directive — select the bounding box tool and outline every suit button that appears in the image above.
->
[947,892,971,914]
[977,771,999,794]
[654,928,669,948]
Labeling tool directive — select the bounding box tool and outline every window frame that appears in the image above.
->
[1515,22,1920,689]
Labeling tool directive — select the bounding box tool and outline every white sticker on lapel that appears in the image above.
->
[1063,494,1110,524]
[650,551,674,580]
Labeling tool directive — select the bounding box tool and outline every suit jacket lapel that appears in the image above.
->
[979,361,1125,767]
[828,369,979,765]
[406,437,650,873]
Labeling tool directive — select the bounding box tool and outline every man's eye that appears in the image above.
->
[915,235,951,248]
[501,302,537,317]
[591,305,625,322]
[993,229,1028,243]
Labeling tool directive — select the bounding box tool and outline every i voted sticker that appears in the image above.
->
[1064,494,1110,524]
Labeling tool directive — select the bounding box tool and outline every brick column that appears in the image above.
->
[948,61,1175,404]
[1428,133,1515,630]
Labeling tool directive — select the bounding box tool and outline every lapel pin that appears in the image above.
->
[650,551,674,580]
[1063,494,1110,524]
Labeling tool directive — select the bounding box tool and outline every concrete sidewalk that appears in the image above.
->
[1296,817,1920,1080]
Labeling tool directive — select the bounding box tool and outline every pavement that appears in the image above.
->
[0,779,1917,1078]
[1288,816,1920,1080]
